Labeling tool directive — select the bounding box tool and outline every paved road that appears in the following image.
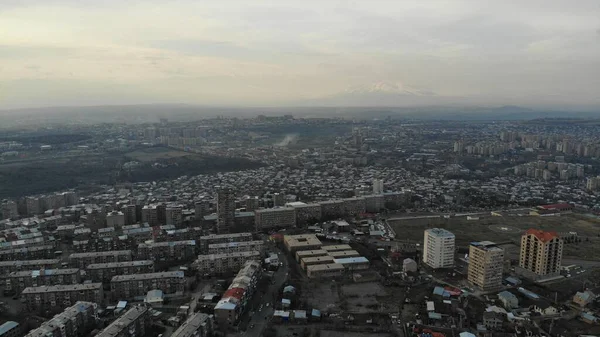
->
[234,246,289,337]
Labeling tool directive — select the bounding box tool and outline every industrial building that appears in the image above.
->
[194,251,261,275]
[468,241,505,292]
[306,263,345,279]
[300,256,335,270]
[295,249,328,263]
[284,234,323,253]
[423,228,456,269]
[69,250,132,269]
[327,250,360,259]
[22,283,103,314]
[137,240,197,261]
[110,271,186,300]
[333,257,370,271]
[24,302,97,337]
[321,244,352,253]
[85,260,154,283]
[207,240,264,254]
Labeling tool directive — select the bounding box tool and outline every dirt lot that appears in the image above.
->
[302,281,340,312]
[340,283,388,313]
[388,213,600,259]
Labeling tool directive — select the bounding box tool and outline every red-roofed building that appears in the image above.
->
[223,287,245,301]
[538,203,573,212]
[519,229,563,277]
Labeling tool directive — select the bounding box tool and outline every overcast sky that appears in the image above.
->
[1,0,599,109]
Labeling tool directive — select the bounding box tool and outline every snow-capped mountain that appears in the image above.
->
[343,81,436,96]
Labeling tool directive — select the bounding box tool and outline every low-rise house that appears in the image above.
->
[498,291,519,309]
[573,290,595,307]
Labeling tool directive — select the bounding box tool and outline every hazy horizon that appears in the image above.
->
[1,0,599,110]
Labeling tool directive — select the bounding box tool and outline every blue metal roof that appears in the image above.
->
[0,321,18,335]
[333,257,369,264]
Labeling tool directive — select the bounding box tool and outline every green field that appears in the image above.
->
[125,147,198,162]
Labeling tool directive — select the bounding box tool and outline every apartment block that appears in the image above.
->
[85,260,154,283]
[6,268,80,295]
[319,200,345,219]
[141,205,159,226]
[0,259,60,275]
[96,305,152,337]
[342,197,366,216]
[519,229,563,277]
[423,228,456,269]
[22,283,103,314]
[69,250,132,269]
[364,194,385,213]
[217,187,235,234]
[0,200,18,220]
[207,240,264,254]
[214,260,261,326]
[328,250,360,259]
[198,233,253,253]
[110,271,186,300]
[289,203,322,226]
[165,205,183,227]
[468,241,504,292]
[106,211,125,228]
[0,245,56,261]
[24,301,97,337]
[123,204,137,225]
[171,312,213,337]
[137,240,196,262]
[284,234,323,253]
[194,251,260,275]
[255,208,296,231]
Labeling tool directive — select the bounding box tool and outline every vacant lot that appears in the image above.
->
[341,283,390,313]
[302,281,340,312]
[388,213,600,260]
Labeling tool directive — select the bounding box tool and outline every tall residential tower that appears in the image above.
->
[422,228,455,269]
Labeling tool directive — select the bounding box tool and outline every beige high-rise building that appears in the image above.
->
[519,229,563,276]
[468,241,504,292]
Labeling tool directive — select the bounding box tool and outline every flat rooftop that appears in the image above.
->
[327,250,360,257]
[470,241,504,252]
[284,234,322,248]
[301,256,335,264]
[306,263,345,272]
[111,271,184,282]
[333,257,370,264]
[96,306,149,337]
[196,250,260,261]
[69,250,132,258]
[138,240,196,248]
[199,233,252,240]
[22,283,102,294]
[86,260,154,270]
[0,259,59,267]
[426,228,455,238]
[170,313,211,337]
[321,244,352,252]
[296,249,327,257]
[9,268,79,278]
[208,240,263,249]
